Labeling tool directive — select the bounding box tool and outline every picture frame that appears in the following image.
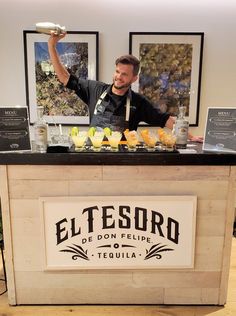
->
[129,32,204,126]
[23,30,99,125]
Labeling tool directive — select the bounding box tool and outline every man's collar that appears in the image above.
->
[109,84,132,100]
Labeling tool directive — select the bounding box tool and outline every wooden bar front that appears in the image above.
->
[0,148,235,305]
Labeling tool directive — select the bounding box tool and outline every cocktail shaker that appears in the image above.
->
[35,22,66,35]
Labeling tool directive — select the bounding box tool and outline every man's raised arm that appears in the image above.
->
[48,32,70,86]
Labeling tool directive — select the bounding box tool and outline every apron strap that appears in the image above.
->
[94,90,108,115]
[93,89,131,123]
[125,97,130,123]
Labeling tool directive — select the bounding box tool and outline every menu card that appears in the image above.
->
[203,107,236,153]
[0,106,31,152]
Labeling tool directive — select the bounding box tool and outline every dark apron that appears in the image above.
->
[90,90,130,133]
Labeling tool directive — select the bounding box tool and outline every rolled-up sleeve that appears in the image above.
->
[66,75,89,104]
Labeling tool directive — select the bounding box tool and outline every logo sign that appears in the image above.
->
[40,196,197,270]
[203,107,236,153]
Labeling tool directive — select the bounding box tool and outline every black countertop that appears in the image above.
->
[0,143,235,165]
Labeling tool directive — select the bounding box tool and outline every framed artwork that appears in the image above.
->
[23,30,99,125]
[129,32,204,126]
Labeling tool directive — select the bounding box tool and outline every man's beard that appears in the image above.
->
[113,80,132,90]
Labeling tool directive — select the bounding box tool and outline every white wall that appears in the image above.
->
[0,0,236,135]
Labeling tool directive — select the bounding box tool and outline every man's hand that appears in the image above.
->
[48,31,66,46]
[188,135,204,143]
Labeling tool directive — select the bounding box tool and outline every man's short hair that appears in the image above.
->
[115,55,140,76]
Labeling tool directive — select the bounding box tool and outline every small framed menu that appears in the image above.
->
[203,107,236,154]
[0,106,31,152]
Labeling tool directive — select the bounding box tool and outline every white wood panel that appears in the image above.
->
[10,199,47,271]
[8,165,70,180]
[0,166,16,304]
[1,164,234,305]
[132,271,220,288]
[1,241,236,311]
[196,216,226,236]
[15,286,164,305]
[11,214,43,271]
[193,237,224,271]
[14,270,220,304]
[201,288,221,304]
[14,270,221,291]
[9,179,70,199]
[103,165,230,180]
[164,287,220,305]
[8,165,231,181]
[12,235,43,271]
[68,180,228,199]
[195,236,224,256]
[7,165,103,180]
[10,199,39,218]
[219,167,236,304]
[194,253,222,271]
[197,199,227,216]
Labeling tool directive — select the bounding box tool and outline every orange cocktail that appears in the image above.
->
[124,129,139,151]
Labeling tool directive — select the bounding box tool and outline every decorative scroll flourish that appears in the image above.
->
[144,243,174,260]
[60,244,89,261]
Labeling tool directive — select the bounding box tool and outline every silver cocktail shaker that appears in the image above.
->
[35,22,66,35]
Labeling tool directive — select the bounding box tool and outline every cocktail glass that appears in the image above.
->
[157,128,165,143]
[140,129,157,151]
[124,130,139,152]
[89,132,104,151]
[72,131,88,151]
[163,133,176,151]
[107,131,122,151]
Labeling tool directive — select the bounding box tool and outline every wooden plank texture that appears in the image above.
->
[219,166,236,304]
[103,165,231,181]
[7,165,103,180]
[0,166,16,304]
[1,164,235,305]
[0,238,236,313]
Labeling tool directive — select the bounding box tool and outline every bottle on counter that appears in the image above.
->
[35,22,66,35]
[174,106,189,149]
[34,106,48,153]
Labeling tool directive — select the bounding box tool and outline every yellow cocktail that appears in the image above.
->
[89,132,104,151]
[72,131,88,151]
[107,131,122,151]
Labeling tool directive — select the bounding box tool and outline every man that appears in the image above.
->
[48,32,202,141]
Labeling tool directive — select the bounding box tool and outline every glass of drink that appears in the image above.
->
[163,133,176,151]
[89,131,104,151]
[157,128,167,150]
[140,129,157,151]
[107,131,122,151]
[72,131,88,151]
[124,130,139,152]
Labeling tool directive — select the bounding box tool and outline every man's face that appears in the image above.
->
[113,63,138,90]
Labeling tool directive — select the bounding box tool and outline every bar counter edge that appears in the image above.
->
[0,143,235,165]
